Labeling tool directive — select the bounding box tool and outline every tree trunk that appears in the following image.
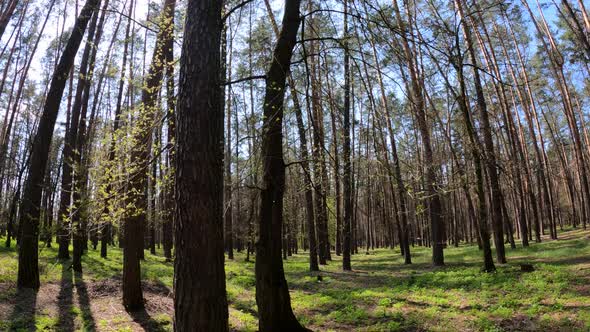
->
[17,0,100,289]
[71,0,104,273]
[0,0,18,41]
[456,0,506,264]
[173,0,228,329]
[255,0,308,330]
[392,0,443,265]
[162,0,176,263]
[342,0,353,271]
[222,12,234,260]
[263,0,319,271]
[123,0,174,309]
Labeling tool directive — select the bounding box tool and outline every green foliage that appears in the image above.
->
[0,229,589,331]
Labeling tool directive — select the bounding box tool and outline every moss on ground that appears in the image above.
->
[0,228,588,331]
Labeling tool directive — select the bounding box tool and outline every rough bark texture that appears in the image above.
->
[254,0,308,330]
[173,0,229,330]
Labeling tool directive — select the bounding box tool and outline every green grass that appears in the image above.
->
[0,228,589,331]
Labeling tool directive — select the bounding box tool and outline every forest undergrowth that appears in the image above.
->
[0,228,588,332]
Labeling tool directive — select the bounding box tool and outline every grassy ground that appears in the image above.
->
[0,228,588,331]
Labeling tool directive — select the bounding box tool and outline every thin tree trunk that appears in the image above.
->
[342,0,353,271]
[456,0,506,263]
[17,0,100,289]
[255,0,308,329]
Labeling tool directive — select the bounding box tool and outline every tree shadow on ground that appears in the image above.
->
[73,270,96,331]
[56,261,97,332]
[128,307,170,332]
[7,287,38,330]
[57,261,74,331]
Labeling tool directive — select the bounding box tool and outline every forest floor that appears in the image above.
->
[0,228,589,331]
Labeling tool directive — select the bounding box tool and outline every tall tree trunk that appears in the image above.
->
[305,1,331,263]
[392,0,443,265]
[71,0,105,273]
[173,0,228,329]
[222,12,234,260]
[456,0,506,263]
[255,0,308,330]
[342,0,353,271]
[162,0,175,261]
[263,0,319,271]
[17,0,100,289]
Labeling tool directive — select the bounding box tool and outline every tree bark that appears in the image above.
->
[255,0,308,330]
[17,0,100,289]
[173,0,228,329]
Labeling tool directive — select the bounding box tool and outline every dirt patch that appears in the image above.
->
[497,314,538,331]
[0,278,173,332]
[573,284,590,296]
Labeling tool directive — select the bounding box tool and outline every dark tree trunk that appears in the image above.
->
[173,0,228,330]
[56,7,100,259]
[0,0,18,41]
[162,0,176,263]
[122,0,175,310]
[263,0,318,272]
[17,0,99,289]
[255,0,308,330]
[71,2,103,273]
[222,15,234,260]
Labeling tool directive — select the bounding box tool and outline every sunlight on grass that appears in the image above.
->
[0,228,588,331]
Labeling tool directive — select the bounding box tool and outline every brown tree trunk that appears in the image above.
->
[392,0,443,265]
[173,0,228,329]
[17,0,100,289]
[456,0,506,263]
[255,0,308,330]
[0,0,18,41]
[342,0,353,271]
